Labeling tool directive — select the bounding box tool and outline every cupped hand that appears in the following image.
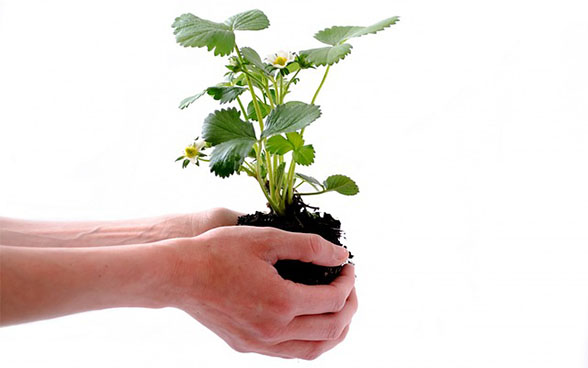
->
[174,207,243,238]
[168,226,357,360]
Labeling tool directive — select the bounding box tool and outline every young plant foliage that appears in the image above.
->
[174,10,399,214]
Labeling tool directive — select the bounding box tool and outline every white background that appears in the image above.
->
[1,0,588,367]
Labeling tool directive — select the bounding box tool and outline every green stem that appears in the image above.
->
[253,143,279,211]
[264,79,275,109]
[271,76,280,105]
[236,96,248,121]
[301,65,331,137]
[285,158,297,205]
[298,189,329,196]
[311,65,330,105]
[240,165,255,177]
[265,146,274,199]
[278,74,285,104]
[283,69,301,101]
[235,44,265,132]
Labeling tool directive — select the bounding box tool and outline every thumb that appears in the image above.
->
[263,230,349,267]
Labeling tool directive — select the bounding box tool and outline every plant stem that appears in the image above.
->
[236,96,248,121]
[300,65,331,137]
[285,158,297,205]
[283,69,301,101]
[264,79,275,109]
[273,81,280,105]
[298,189,329,196]
[253,143,280,211]
[311,65,330,105]
[265,144,274,199]
[235,44,265,133]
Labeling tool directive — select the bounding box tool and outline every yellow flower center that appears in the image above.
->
[274,56,287,66]
[185,146,198,158]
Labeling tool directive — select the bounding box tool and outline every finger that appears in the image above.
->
[266,325,351,360]
[288,264,355,315]
[278,288,357,342]
[260,228,349,267]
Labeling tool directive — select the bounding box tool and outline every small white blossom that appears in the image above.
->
[184,139,206,164]
[264,50,295,69]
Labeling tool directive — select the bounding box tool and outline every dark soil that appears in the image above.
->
[237,195,352,285]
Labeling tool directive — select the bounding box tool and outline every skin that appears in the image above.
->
[0,208,357,360]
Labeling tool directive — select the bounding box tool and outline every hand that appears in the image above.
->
[0,207,242,247]
[168,226,357,360]
[179,207,243,238]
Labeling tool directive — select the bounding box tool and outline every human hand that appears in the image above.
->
[167,226,357,360]
[179,207,243,237]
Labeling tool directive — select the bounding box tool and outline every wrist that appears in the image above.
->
[123,239,182,309]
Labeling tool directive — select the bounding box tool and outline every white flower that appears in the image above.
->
[184,140,206,164]
[264,50,295,69]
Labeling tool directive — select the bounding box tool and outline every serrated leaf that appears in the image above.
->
[261,101,321,138]
[266,135,294,154]
[179,91,206,109]
[285,132,304,149]
[209,138,256,177]
[300,44,352,66]
[293,144,315,166]
[314,16,400,46]
[323,175,359,195]
[206,86,246,104]
[172,13,235,56]
[225,9,270,31]
[202,108,256,145]
[240,47,272,75]
[296,173,323,190]
[247,100,271,120]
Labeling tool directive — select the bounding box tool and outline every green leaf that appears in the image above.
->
[209,138,256,177]
[172,14,235,56]
[314,16,400,46]
[179,91,206,109]
[175,155,185,162]
[247,100,271,120]
[182,159,190,168]
[266,135,294,154]
[261,102,321,138]
[323,175,359,195]
[225,9,270,31]
[285,132,304,149]
[240,47,272,75]
[296,173,323,190]
[202,108,256,145]
[206,86,246,104]
[293,144,315,166]
[300,44,352,66]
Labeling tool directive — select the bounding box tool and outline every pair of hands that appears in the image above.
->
[0,208,357,361]
[168,208,358,360]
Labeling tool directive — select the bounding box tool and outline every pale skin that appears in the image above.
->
[0,208,357,360]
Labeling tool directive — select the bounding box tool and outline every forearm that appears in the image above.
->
[0,215,192,247]
[0,242,175,326]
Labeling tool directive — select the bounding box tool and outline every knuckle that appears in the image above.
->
[325,321,344,340]
[252,320,281,342]
[307,234,323,257]
[208,207,232,222]
[256,227,281,245]
[230,343,248,353]
[301,345,322,361]
[267,295,294,317]
[332,292,347,312]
